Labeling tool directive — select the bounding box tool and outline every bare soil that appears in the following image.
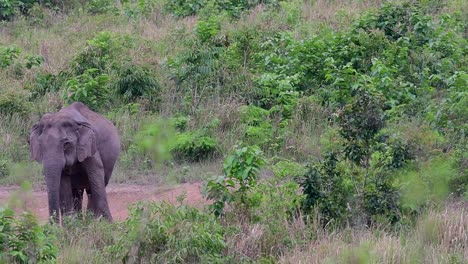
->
[0,182,207,223]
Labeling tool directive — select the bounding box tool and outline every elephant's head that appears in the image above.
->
[28,113,97,221]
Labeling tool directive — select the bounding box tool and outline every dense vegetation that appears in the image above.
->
[0,0,466,263]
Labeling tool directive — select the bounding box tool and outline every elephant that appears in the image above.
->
[28,102,120,223]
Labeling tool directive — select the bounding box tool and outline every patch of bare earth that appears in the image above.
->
[0,182,207,223]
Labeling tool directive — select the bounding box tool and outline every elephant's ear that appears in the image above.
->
[77,122,97,162]
[29,124,42,162]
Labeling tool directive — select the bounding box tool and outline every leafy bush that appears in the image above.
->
[195,16,221,43]
[0,208,58,263]
[164,0,280,17]
[28,71,68,98]
[109,202,225,263]
[171,131,218,162]
[85,0,117,14]
[24,55,44,69]
[0,89,32,116]
[122,0,163,19]
[164,0,205,17]
[132,118,178,169]
[62,68,110,110]
[112,64,160,102]
[0,46,21,68]
[299,152,350,225]
[0,0,18,21]
[171,116,190,131]
[0,159,8,178]
[71,32,124,75]
[399,157,457,214]
[204,145,264,217]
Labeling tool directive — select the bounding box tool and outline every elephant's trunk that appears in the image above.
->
[43,158,64,223]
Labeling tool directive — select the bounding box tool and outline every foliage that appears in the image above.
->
[0,0,18,21]
[24,54,44,69]
[112,63,160,102]
[164,0,280,18]
[300,89,417,226]
[135,118,177,166]
[0,89,32,116]
[0,159,8,178]
[0,208,58,263]
[204,145,264,217]
[0,46,21,68]
[299,152,350,225]
[71,31,127,75]
[63,68,110,110]
[399,156,458,214]
[85,0,117,14]
[121,0,164,19]
[28,71,68,98]
[109,202,225,263]
[338,88,385,167]
[172,131,218,162]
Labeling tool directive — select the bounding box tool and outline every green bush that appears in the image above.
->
[109,202,225,263]
[299,152,350,225]
[122,0,163,19]
[204,145,264,217]
[0,208,58,263]
[0,89,32,116]
[112,64,160,102]
[0,0,18,21]
[399,157,457,214]
[172,131,218,162]
[63,68,110,110]
[0,159,8,178]
[28,71,68,98]
[164,0,280,18]
[71,31,125,75]
[0,46,21,68]
[85,0,117,14]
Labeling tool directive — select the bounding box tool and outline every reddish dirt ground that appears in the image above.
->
[0,182,207,223]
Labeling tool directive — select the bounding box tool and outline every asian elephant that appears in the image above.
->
[28,102,120,223]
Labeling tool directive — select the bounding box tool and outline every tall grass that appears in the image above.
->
[279,203,467,264]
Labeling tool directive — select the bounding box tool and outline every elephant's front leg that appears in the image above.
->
[60,174,74,217]
[83,157,113,221]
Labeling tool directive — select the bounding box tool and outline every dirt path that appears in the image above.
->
[0,183,207,222]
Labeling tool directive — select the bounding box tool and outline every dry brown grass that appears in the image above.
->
[301,0,382,27]
[279,201,468,264]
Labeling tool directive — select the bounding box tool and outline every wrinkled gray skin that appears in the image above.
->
[28,102,120,224]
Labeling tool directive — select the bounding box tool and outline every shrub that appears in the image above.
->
[71,31,126,75]
[299,152,350,225]
[109,202,225,263]
[204,145,265,217]
[24,55,44,69]
[112,64,160,102]
[171,116,190,131]
[0,208,58,263]
[62,68,110,110]
[0,159,8,178]
[172,131,218,162]
[85,0,117,14]
[164,0,205,17]
[28,71,68,98]
[0,46,21,68]
[0,0,18,21]
[399,157,457,214]
[0,89,32,116]
[195,16,221,43]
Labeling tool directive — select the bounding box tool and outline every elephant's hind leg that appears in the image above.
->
[72,188,84,213]
[60,175,74,217]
